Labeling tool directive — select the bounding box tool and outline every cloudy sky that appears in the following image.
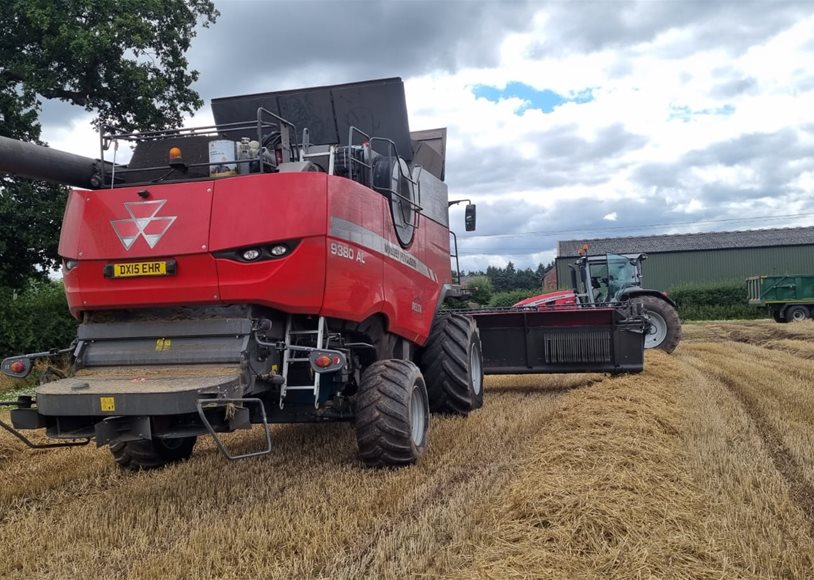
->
[40,0,814,272]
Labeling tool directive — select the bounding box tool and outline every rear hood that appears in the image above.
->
[59,181,215,260]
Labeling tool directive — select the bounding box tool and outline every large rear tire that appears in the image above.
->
[355,359,429,467]
[419,313,484,414]
[786,305,809,322]
[110,436,197,470]
[631,296,681,353]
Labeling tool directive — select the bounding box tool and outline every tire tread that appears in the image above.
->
[633,295,682,353]
[110,437,196,470]
[419,313,483,414]
[355,359,428,468]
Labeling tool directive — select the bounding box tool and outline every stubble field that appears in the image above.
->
[2,319,814,578]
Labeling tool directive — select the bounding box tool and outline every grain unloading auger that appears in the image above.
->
[0,78,647,469]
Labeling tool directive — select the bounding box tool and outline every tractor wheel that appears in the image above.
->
[631,296,681,353]
[786,305,809,322]
[110,436,197,470]
[419,313,484,414]
[355,359,429,467]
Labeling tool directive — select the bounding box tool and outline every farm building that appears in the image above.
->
[554,226,814,291]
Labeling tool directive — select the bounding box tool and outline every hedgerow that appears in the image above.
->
[0,281,78,359]
[667,280,763,321]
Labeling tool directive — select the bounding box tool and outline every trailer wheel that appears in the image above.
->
[631,296,681,353]
[786,305,809,322]
[110,436,197,470]
[355,359,429,467]
[419,313,484,414]
[772,309,788,323]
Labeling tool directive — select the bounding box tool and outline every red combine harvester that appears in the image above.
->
[0,78,646,469]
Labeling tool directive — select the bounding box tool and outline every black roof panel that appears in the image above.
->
[211,77,413,160]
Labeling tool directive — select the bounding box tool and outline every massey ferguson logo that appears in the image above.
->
[111,200,177,250]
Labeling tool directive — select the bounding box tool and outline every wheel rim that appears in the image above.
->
[158,438,184,451]
[409,385,426,447]
[470,345,483,396]
[791,308,808,321]
[644,311,668,349]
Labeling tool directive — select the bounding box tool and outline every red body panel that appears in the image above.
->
[514,290,578,308]
[65,255,220,315]
[321,178,386,326]
[322,176,448,343]
[215,237,326,313]
[60,181,215,259]
[59,173,450,343]
[208,173,328,250]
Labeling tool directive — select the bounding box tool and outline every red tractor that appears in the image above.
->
[0,78,646,469]
[516,253,681,352]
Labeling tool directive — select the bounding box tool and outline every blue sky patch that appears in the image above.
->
[669,104,736,122]
[472,82,594,113]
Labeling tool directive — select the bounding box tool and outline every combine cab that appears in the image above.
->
[0,78,647,469]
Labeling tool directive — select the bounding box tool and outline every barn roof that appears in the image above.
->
[558,226,814,257]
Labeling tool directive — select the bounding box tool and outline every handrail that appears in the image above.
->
[98,108,299,186]
[346,126,372,183]
[256,107,299,166]
[450,230,461,284]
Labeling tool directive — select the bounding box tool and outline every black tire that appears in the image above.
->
[631,296,681,353]
[355,359,429,467]
[419,313,484,414]
[786,305,809,322]
[110,436,197,470]
[772,309,788,323]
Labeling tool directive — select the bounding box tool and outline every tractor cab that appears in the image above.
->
[575,253,645,304]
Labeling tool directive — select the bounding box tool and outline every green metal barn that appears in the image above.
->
[555,227,814,291]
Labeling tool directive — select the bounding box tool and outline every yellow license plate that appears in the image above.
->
[111,261,168,278]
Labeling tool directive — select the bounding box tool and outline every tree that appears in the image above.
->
[0,179,65,289]
[465,275,493,305]
[488,261,517,292]
[0,0,218,288]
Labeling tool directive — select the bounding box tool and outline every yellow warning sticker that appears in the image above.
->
[100,397,116,412]
[155,338,172,352]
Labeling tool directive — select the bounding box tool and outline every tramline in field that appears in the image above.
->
[0,78,646,469]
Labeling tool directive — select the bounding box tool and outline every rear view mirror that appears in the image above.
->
[465,204,476,231]
[1,356,32,378]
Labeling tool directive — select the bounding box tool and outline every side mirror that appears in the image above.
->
[1,356,33,378]
[465,204,477,231]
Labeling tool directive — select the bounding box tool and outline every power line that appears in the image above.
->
[459,212,814,241]
[456,213,814,257]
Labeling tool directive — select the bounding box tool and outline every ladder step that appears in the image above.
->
[280,315,324,410]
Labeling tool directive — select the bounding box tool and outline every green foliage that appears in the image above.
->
[0,179,66,289]
[488,289,542,308]
[484,261,548,292]
[0,280,78,359]
[0,0,218,135]
[0,0,218,287]
[668,280,764,321]
[465,275,493,305]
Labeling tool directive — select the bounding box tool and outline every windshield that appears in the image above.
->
[607,254,638,300]
[587,262,610,302]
